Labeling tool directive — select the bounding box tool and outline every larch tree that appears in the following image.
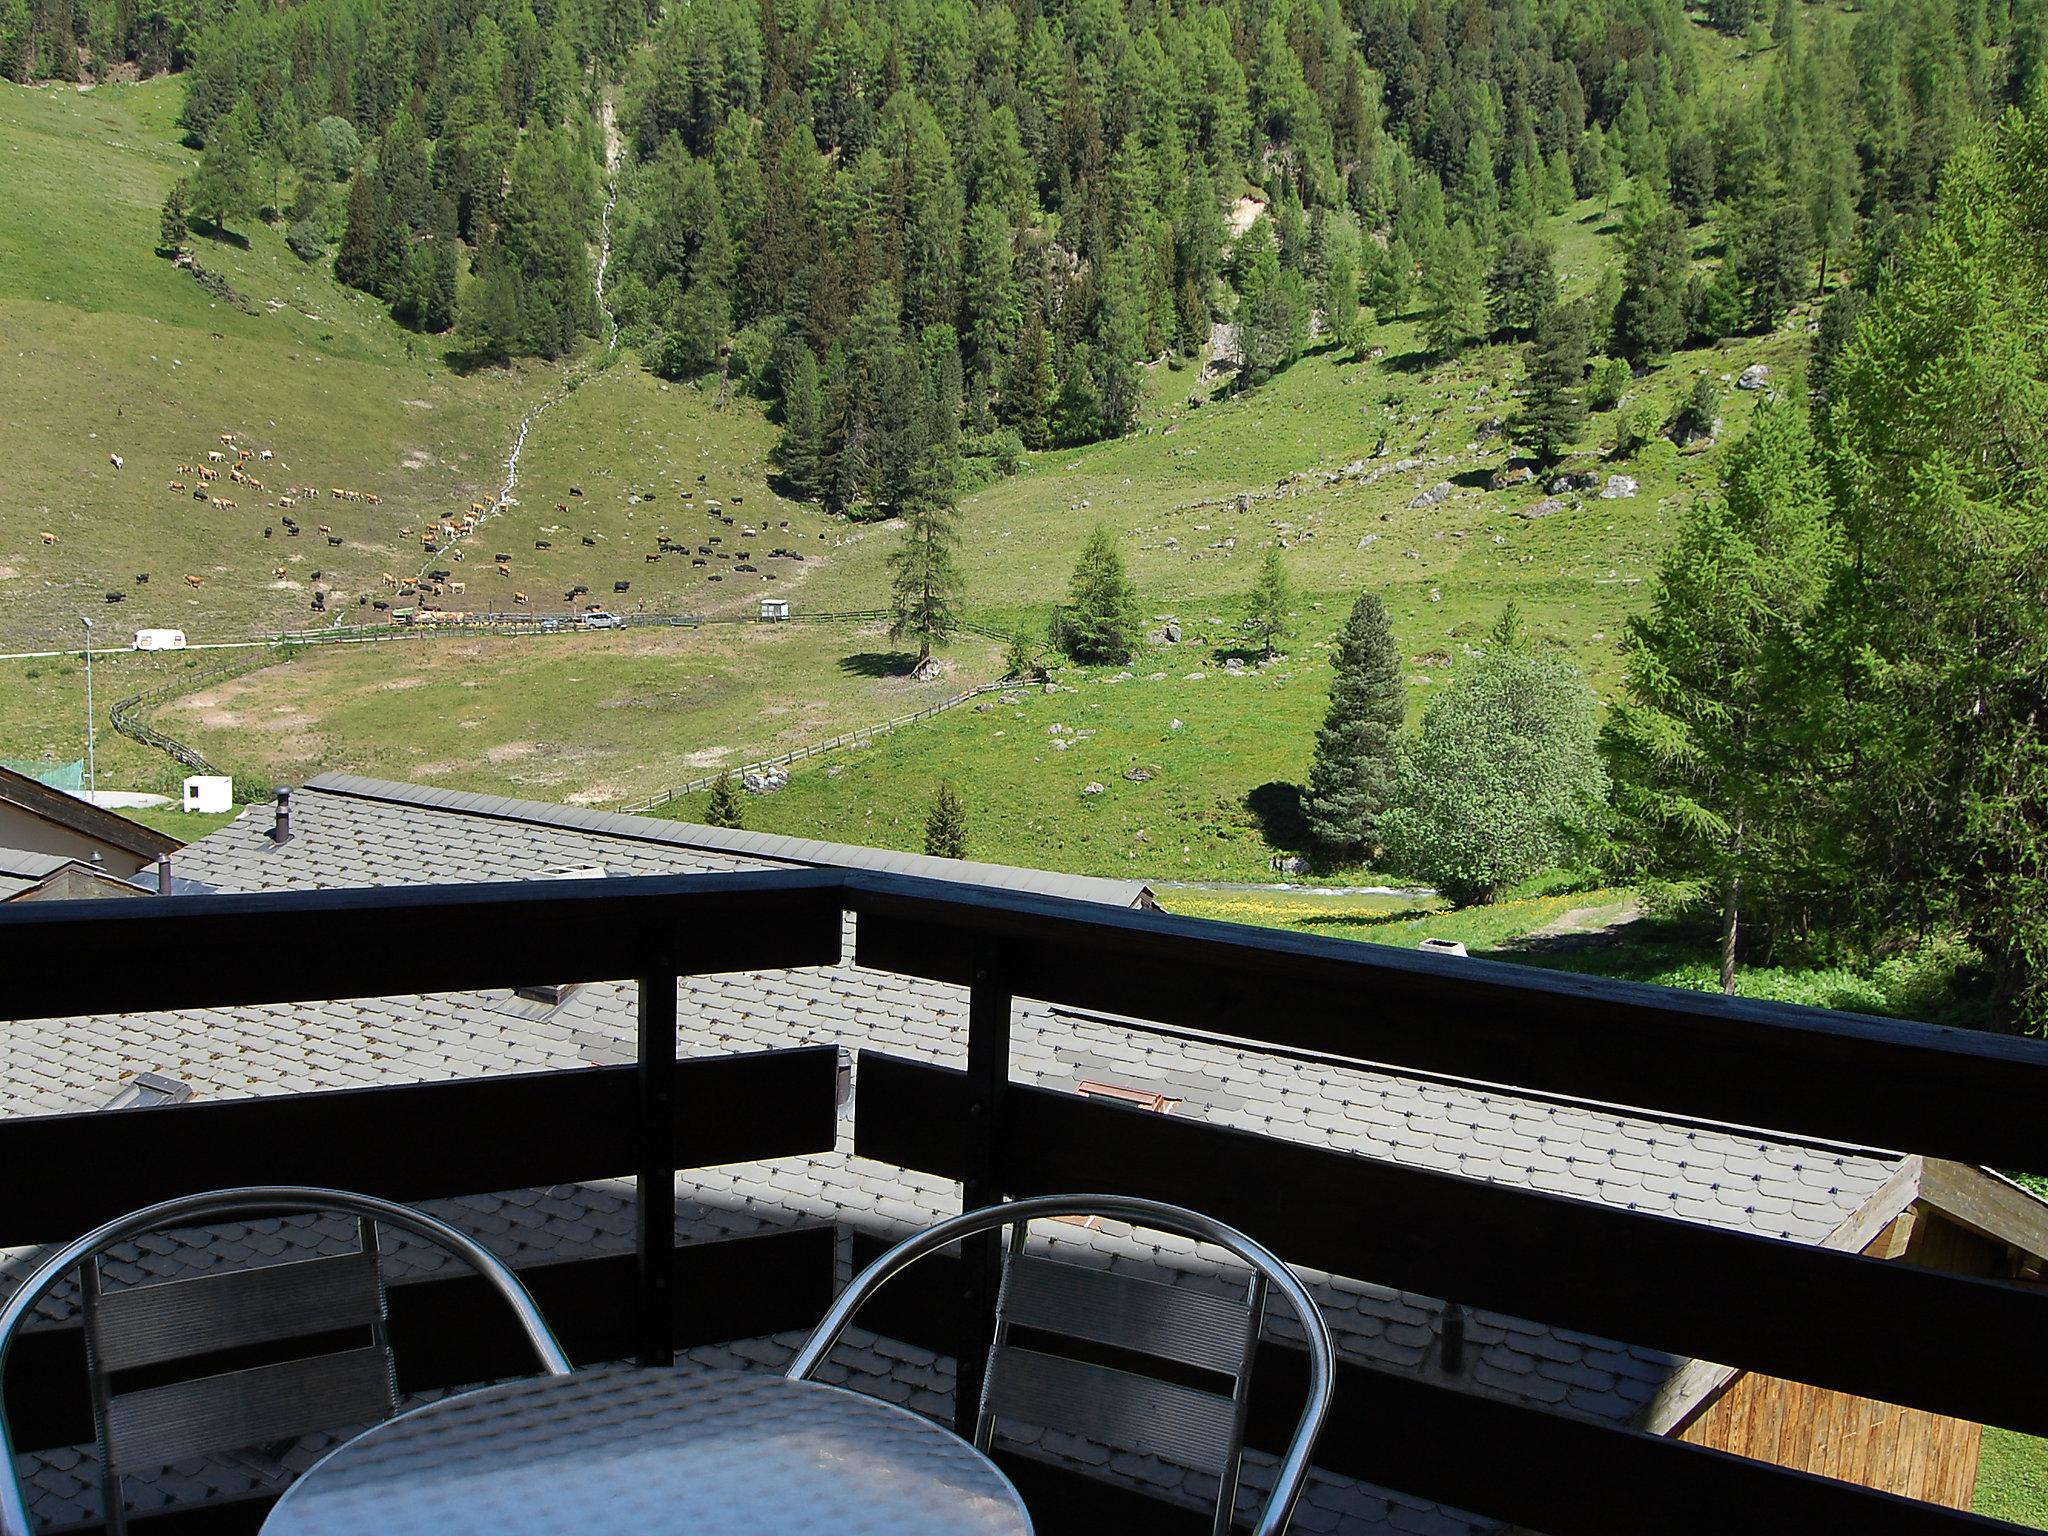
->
[1421,220,1489,355]
[1820,105,2048,1026]
[1603,396,1840,992]
[1242,546,1294,658]
[775,348,826,501]
[157,180,189,255]
[1303,591,1406,861]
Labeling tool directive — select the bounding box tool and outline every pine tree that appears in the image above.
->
[1514,303,1589,461]
[1487,229,1556,335]
[923,780,968,858]
[189,98,259,234]
[1052,525,1140,663]
[1001,314,1054,450]
[1421,221,1489,355]
[775,347,825,500]
[704,772,745,829]
[1735,201,1814,330]
[157,180,189,256]
[1304,591,1406,860]
[335,171,387,294]
[1603,397,1838,991]
[1242,545,1293,658]
[1612,208,1691,363]
[888,444,964,667]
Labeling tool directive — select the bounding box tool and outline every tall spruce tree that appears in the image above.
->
[924,780,968,858]
[775,348,825,500]
[1303,591,1406,860]
[1052,525,1140,663]
[888,439,965,667]
[1604,397,1839,992]
[1514,302,1589,460]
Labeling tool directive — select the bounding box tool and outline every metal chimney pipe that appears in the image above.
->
[155,853,172,896]
[271,786,293,844]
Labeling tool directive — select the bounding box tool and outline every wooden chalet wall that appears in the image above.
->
[1674,1206,2025,1509]
[1676,1373,1981,1509]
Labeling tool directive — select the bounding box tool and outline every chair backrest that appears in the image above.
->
[787,1194,1335,1536]
[0,1186,573,1536]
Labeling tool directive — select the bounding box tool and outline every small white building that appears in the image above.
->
[132,629,187,652]
[181,775,234,814]
[758,598,790,622]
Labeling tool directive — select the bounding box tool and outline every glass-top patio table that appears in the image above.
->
[259,1367,1034,1536]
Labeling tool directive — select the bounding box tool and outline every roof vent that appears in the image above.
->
[104,1072,194,1110]
[1076,1080,1180,1114]
[270,786,293,845]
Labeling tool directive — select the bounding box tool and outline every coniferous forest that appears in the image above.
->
[6,0,2046,1022]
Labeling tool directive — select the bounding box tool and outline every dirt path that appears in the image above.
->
[1505,895,1646,949]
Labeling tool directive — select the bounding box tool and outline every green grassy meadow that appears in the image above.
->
[0,47,1810,907]
[151,621,1004,804]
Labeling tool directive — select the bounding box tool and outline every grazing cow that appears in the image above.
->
[581,535,596,547]
[135,573,148,584]
[278,496,295,508]
[230,467,246,483]
[259,449,273,461]
[327,535,343,547]
[316,524,330,534]
[310,570,323,581]
[383,572,398,587]
[168,480,185,492]
[513,591,528,605]
[614,580,630,593]
[691,558,706,566]
[198,466,217,481]
[207,450,226,463]
[645,553,661,563]
[449,581,464,595]
[272,566,288,579]
[449,548,464,563]
[366,494,381,505]
[556,502,568,514]
[109,453,123,469]
[248,479,263,491]
[496,562,511,576]
[422,535,437,549]
[535,540,551,550]
[264,527,273,538]
[223,498,236,510]
[428,581,445,597]
[195,488,208,501]
[184,574,204,588]
[105,591,124,603]
[178,463,195,474]
[219,433,235,444]
[495,552,511,563]
[569,486,582,497]
[281,515,298,531]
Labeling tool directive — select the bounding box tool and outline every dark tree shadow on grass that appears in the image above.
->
[1245,781,1311,857]
[1293,907,1436,930]
[443,344,510,377]
[1377,348,1435,374]
[195,222,251,250]
[838,650,920,678]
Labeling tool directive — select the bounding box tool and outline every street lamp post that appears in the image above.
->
[80,616,95,801]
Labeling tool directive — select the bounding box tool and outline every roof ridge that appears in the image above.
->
[300,772,1152,907]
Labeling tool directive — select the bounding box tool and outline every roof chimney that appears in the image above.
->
[156,853,172,895]
[270,786,293,845]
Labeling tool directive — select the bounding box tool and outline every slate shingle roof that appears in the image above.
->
[1,778,1908,1534]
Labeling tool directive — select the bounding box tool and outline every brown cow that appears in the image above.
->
[184,574,204,587]
[39,531,57,545]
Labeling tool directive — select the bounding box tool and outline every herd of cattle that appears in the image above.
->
[51,435,824,623]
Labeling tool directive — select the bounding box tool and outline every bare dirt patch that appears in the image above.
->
[485,740,541,764]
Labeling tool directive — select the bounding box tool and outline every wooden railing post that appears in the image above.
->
[636,973,678,1367]
[954,949,1010,1439]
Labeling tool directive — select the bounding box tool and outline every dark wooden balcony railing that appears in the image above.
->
[3,870,2045,1536]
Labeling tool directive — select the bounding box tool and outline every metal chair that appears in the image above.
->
[0,1185,572,1536]
[787,1194,1335,1536]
